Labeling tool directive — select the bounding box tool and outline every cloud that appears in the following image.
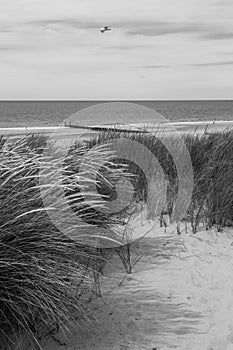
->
[125,22,203,37]
[119,19,233,42]
[8,17,233,44]
[139,61,233,69]
[0,43,36,52]
[190,60,233,66]
[0,28,11,33]
[214,0,232,7]
[28,18,100,30]
[105,44,152,50]
[140,64,169,69]
[202,32,233,40]
[20,18,204,36]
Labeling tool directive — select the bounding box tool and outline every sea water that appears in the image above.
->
[0,100,233,128]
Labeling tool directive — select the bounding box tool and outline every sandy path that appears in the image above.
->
[46,226,233,350]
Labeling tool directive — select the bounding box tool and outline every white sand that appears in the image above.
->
[45,223,233,350]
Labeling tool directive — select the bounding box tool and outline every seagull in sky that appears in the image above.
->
[100,25,111,33]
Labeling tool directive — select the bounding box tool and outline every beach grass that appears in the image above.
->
[87,128,233,232]
[0,134,126,349]
[1,128,233,348]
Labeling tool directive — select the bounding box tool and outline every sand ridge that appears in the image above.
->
[45,224,233,350]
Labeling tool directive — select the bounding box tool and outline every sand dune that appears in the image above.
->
[45,224,233,350]
[2,122,233,349]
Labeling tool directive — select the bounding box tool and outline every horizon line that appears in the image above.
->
[0,98,233,102]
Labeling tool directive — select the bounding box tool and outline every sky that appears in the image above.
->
[0,0,233,100]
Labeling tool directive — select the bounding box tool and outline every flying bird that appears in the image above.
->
[100,25,111,33]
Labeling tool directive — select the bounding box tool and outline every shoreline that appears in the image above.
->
[0,119,233,138]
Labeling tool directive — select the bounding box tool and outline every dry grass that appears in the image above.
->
[1,128,233,348]
[0,134,126,349]
[87,128,233,233]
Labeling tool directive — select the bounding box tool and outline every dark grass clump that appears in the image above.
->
[0,134,121,349]
[66,139,136,224]
[83,127,233,233]
[183,130,233,232]
[84,129,179,219]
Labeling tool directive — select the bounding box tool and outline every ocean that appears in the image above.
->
[0,100,233,128]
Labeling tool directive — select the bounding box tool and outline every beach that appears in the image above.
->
[45,223,233,350]
[1,117,233,350]
[1,0,233,347]
[1,119,233,139]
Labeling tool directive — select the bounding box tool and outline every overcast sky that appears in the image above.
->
[0,0,233,100]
